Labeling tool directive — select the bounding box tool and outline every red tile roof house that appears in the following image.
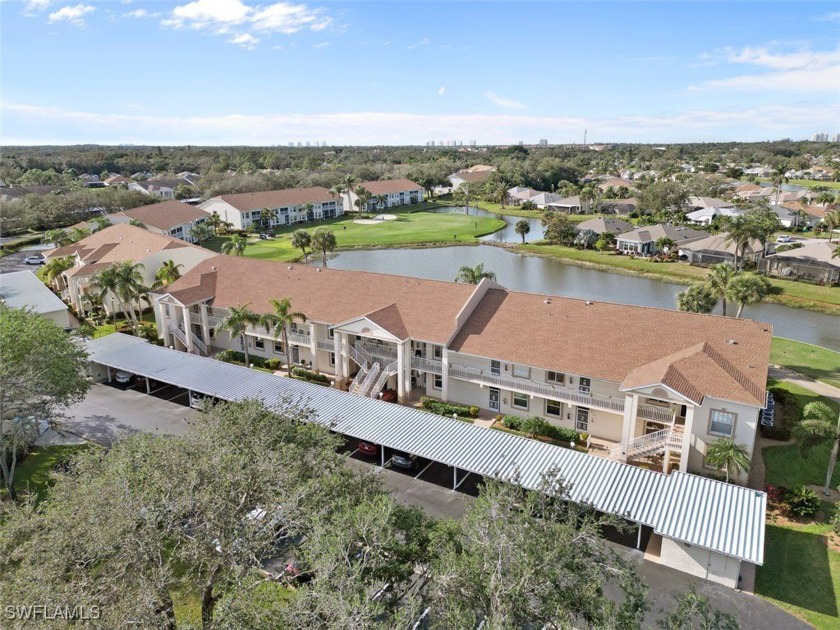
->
[199,187,343,231]
[43,224,216,318]
[153,254,772,496]
[348,179,425,213]
[109,200,211,243]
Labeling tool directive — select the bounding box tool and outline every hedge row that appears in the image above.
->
[421,397,480,418]
[291,366,331,384]
[501,415,588,444]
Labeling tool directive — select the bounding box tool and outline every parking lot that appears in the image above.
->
[106,377,191,407]
[0,248,50,274]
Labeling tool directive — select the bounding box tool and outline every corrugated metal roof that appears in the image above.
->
[1,271,69,315]
[86,334,766,565]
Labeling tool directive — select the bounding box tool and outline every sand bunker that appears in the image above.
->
[352,214,398,225]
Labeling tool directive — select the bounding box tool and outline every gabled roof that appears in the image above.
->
[115,200,209,231]
[575,217,633,235]
[680,233,762,256]
[449,170,493,184]
[765,241,839,266]
[617,224,708,244]
[205,187,340,212]
[357,179,422,195]
[364,303,410,340]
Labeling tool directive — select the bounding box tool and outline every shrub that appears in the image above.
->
[760,424,791,441]
[265,358,282,370]
[469,406,480,417]
[786,485,821,517]
[764,484,784,504]
[831,503,840,536]
[420,397,478,418]
[380,388,397,403]
[578,432,590,444]
[552,427,580,443]
[290,367,330,384]
[520,416,552,438]
[502,415,523,430]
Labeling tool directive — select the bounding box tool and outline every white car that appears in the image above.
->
[776,235,793,243]
[114,371,133,384]
[23,254,45,265]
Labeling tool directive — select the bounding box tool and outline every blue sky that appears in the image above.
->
[2,0,839,145]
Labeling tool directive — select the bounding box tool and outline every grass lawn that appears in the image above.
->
[771,337,840,389]
[519,242,840,315]
[205,207,505,262]
[92,311,155,338]
[756,514,840,630]
[756,178,840,191]
[0,444,89,504]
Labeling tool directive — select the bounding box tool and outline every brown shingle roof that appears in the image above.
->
[43,224,200,264]
[212,187,340,211]
[357,179,422,195]
[449,289,771,406]
[451,171,493,184]
[116,200,208,231]
[164,256,475,344]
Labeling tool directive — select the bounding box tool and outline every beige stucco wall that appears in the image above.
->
[659,536,742,589]
[687,396,760,483]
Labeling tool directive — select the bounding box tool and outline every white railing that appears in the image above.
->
[288,330,311,345]
[348,344,369,371]
[368,360,398,398]
[189,330,207,355]
[637,404,677,424]
[448,364,626,413]
[356,362,381,398]
[357,341,398,361]
[167,321,190,349]
[317,337,334,351]
[411,355,443,374]
[349,368,368,395]
[609,428,684,461]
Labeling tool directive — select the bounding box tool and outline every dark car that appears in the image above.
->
[390,452,417,470]
[357,441,379,456]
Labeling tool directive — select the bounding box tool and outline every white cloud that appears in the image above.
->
[48,4,95,26]
[124,9,159,19]
[163,0,331,46]
[818,11,840,22]
[7,100,834,145]
[438,86,445,96]
[229,33,260,49]
[313,41,329,49]
[690,45,840,92]
[484,91,527,110]
[22,0,51,14]
[407,37,430,50]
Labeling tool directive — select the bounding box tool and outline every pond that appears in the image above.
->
[428,206,545,243]
[319,244,840,351]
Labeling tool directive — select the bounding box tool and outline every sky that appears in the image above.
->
[2,0,839,145]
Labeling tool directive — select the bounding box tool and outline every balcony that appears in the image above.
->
[357,340,398,361]
[317,337,334,351]
[411,355,443,375]
[288,330,311,345]
[637,404,677,424]
[448,364,626,414]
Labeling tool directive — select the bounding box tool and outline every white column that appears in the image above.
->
[200,304,211,346]
[310,323,319,372]
[341,334,350,380]
[155,301,171,346]
[680,406,695,474]
[441,348,450,401]
[333,332,344,381]
[620,394,639,460]
[181,306,193,353]
[397,341,406,403]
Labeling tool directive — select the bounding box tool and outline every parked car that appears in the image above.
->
[390,452,418,470]
[23,254,45,265]
[114,371,133,384]
[190,392,212,410]
[357,441,379,456]
[776,235,793,243]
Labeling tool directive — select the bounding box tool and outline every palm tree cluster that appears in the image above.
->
[719,207,782,267]
[793,401,840,496]
[311,227,337,268]
[676,262,771,318]
[89,261,149,332]
[221,233,248,256]
[455,263,496,284]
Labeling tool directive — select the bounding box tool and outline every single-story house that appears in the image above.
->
[349,179,424,212]
[507,186,539,205]
[768,205,802,229]
[128,180,177,200]
[679,233,763,266]
[616,224,709,255]
[597,198,638,215]
[597,177,635,192]
[448,165,496,190]
[688,196,735,211]
[762,242,839,285]
[0,270,72,329]
[110,200,211,243]
[575,217,634,236]
[545,195,582,214]
[685,206,744,226]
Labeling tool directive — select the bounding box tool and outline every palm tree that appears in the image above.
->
[42,229,72,247]
[453,182,475,212]
[302,202,315,222]
[705,438,750,483]
[260,298,307,375]
[291,229,311,264]
[129,219,147,229]
[153,260,184,289]
[579,186,597,214]
[114,261,148,331]
[353,186,372,215]
[824,209,840,243]
[455,263,496,284]
[335,174,358,215]
[676,284,717,313]
[221,234,248,257]
[207,211,223,235]
[514,219,531,244]
[68,227,91,243]
[189,223,213,244]
[90,264,121,320]
[653,237,676,255]
[489,180,508,208]
[260,207,278,231]
[91,216,111,232]
[705,263,736,316]
[311,227,337,268]
[42,256,74,290]
[721,215,755,270]
[375,195,388,211]
[215,304,260,367]
[725,273,771,318]
[793,401,840,495]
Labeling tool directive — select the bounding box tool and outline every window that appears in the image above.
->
[545,399,561,417]
[433,345,442,359]
[433,374,442,390]
[329,352,336,366]
[576,408,589,431]
[708,409,736,437]
[546,371,564,384]
[254,338,265,350]
[328,328,335,338]
[512,364,530,378]
[513,392,529,410]
[579,377,591,394]
[490,360,501,376]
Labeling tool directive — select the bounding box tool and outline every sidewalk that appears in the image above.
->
[768,366,840,405]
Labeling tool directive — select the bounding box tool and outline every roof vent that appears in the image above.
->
[288,266,293,270]
[211,266,216,271]
[316,268,321,272]
[544,299,551,305]
[585,300,593,306]
[726,339,737,345]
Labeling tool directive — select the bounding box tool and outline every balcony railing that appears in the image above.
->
[357,340,398,361]
[411,355,443,374]
[637,404,677,424]
[448,364,626,414]
[287,330,311,345]
[609,427,684,461]
[317,337,334,351]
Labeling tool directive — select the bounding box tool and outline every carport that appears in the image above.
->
[85,334,767,577]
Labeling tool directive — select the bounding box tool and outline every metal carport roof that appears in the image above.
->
[86,334,765,565]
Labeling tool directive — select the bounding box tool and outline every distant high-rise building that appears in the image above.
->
[832,133,840,143]
[518,140,524,146]
[469,140,476,146]
[811,132,829,142]
[538,139,548,146]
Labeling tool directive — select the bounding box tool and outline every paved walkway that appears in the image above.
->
[769,366,840,405]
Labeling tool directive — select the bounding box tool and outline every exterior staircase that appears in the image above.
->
[168,321,207,356]
[609,426,684,462]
